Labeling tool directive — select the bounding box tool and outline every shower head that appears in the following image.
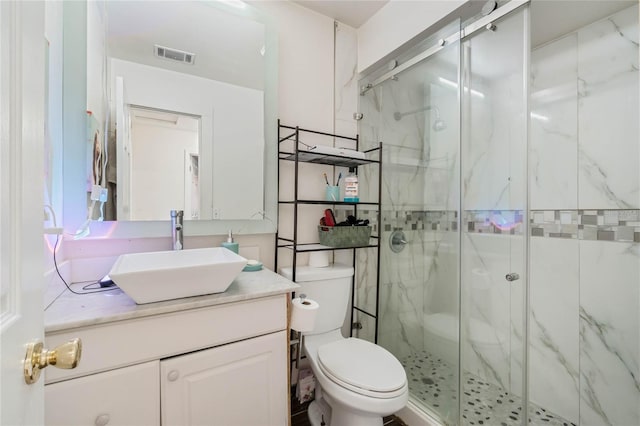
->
[393,105,446,131]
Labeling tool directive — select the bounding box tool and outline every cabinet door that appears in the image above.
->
[161,331,287,426]
[45,361,160,426]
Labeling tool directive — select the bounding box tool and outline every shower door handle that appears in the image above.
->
[505,273,520,282]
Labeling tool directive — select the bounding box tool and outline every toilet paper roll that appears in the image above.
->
[290,297,319,332]
[309,251,329,268]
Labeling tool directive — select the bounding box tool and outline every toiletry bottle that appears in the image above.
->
[221,230,239,254]
[343,168,359,202]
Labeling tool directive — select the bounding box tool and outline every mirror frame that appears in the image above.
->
[62,1,278,238]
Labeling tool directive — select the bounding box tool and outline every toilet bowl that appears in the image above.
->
[281,265,408,426]
[304,330,408,426]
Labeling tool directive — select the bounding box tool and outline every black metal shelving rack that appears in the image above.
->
[276,120,383,342]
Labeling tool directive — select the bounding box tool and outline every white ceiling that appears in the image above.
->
[291,0,389,28]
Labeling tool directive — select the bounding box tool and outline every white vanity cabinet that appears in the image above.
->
[44,291,292,426]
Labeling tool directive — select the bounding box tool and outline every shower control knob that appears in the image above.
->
[505,273,520,282]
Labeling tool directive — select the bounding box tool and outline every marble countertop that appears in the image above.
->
[45,268,299,333]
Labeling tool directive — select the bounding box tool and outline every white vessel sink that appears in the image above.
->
[109,247,247,304]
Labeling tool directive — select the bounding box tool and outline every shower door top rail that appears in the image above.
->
[360,0,530,96]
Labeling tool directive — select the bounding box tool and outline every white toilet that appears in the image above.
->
[282,264,408,426]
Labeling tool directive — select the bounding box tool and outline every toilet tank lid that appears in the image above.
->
[280,264,354,282]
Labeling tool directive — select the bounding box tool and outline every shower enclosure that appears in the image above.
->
[356,1,639,425]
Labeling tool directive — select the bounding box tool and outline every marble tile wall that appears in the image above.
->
[529,238,580,423]
[530,33,578,209]
[576,8,639,210]
[578,240,639,425]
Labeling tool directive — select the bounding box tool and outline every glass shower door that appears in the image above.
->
[459,5,529,425]
[359,20,463,425]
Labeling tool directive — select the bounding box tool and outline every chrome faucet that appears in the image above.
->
[170,210,184,250]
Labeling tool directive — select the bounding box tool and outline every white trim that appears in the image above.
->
[396,399,443,426]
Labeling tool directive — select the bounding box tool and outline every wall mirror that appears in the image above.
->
[61,0,277,237]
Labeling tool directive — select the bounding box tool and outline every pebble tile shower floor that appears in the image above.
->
[402,351,577,426]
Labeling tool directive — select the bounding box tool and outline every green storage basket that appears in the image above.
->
[318,225,372,248]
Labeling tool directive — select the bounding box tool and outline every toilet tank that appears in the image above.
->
[280,264,354,335]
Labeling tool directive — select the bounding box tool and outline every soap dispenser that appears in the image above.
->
[221,230,239,254]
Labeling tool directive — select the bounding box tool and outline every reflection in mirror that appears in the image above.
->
[102,0,265,221]
[63,0,278,236]
[126,106,201,221]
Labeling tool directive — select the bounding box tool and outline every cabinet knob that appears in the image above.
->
[95,413,110,426]
[167,369,180,382]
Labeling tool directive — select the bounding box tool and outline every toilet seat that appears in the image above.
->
[317,338,406,399]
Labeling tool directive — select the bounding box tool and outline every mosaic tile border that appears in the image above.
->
[381,210,459,233]
[465,210,524,235]
[373,209,640,243]
[531,209,640,242]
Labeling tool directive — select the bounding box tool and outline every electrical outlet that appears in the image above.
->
[213,208,220,219]
[99,187,108,202]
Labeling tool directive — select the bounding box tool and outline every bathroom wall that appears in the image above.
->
[43,1,67,307]
[86,1,106,128]
[357,0,465,73]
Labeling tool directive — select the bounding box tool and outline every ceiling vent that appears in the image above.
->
[154,44,195,65]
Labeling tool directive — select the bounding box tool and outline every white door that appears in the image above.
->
[183,152,199,220]
[115,76,131,220]
[0,1,46,425]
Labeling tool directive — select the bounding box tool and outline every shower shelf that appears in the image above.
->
[278,242,380,252]
[278,151,378,168]
[275,120,383,347]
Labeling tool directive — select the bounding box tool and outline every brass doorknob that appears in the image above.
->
[24,338,82,384]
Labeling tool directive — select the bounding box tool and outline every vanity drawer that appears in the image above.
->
[45,295,287,384]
